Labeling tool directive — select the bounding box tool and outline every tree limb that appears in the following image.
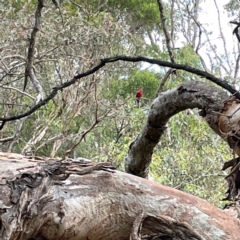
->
[0,55,239,129]
[213,0,231,71]
[156,0,176,92]
[155,68,173,96]
[24,0,44,104]
[125,80,228,177]
[230,21,240,43]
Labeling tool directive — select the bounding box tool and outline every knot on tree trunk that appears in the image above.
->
[131,212,204,240]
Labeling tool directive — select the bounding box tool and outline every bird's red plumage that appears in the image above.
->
[136,88,143,99]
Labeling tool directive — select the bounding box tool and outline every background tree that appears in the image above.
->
[1,0,240,239]
[0,0,239,210]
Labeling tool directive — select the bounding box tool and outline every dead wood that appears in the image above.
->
[0,152,240,240]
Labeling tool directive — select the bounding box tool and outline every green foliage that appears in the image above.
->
[81,106,148,169]
[4,0,37,13]
[63,0,159,29]
[71,94,232,207]
[108,0,160,27]
[144,43,171,60]
[150,111,231,207]
[175,45,202,69]
[102,69,161,103]
[224,0,240,18]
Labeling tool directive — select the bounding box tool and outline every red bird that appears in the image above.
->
[136,88,143,107]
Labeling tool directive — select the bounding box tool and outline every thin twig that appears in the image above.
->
[0,85,35,99]
[63,108,111,159]
[214,0,231,71]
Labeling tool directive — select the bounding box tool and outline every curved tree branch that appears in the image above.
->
[0,55,239,129]
[100,56,239,97]
[125,80,228,177]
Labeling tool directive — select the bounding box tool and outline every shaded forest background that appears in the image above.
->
[0,0,239,207]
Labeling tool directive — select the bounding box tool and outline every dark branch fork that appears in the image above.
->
[231,21,240,43]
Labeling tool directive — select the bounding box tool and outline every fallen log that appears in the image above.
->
[0,153,239,240]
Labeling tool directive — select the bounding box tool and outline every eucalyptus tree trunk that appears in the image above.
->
[0,152,239,240]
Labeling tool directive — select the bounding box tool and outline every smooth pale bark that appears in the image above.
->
[125,80,228,177]
[0,153,239,240]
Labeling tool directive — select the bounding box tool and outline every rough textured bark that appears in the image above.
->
[0,152,240,240]
[125,80,228,178]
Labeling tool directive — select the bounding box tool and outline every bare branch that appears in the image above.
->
[234,53,240,80]
[202,26,230,75]
[97,56,238,96]
[63,108,111,158]
[185,0,202,53]
[230,21,240,43]
[157,0,175,63]
[0,120,24,143]
[52,0,64,24]
[155,69,173,96]
[157,0,176,93]
[7,119,26,152]
[175,1,191,45]
[0,85,35,100]
[0,55,239,129]
[24,0,44,105]
[213,0,231,71]
[21,124,49,155]
[197,53,211,72]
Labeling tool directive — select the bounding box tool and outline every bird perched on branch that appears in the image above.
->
[136,88,143,107]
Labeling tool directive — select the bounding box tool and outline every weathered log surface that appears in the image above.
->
[0,153,239,240]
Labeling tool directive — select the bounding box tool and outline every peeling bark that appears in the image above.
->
[0,153,240,240]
